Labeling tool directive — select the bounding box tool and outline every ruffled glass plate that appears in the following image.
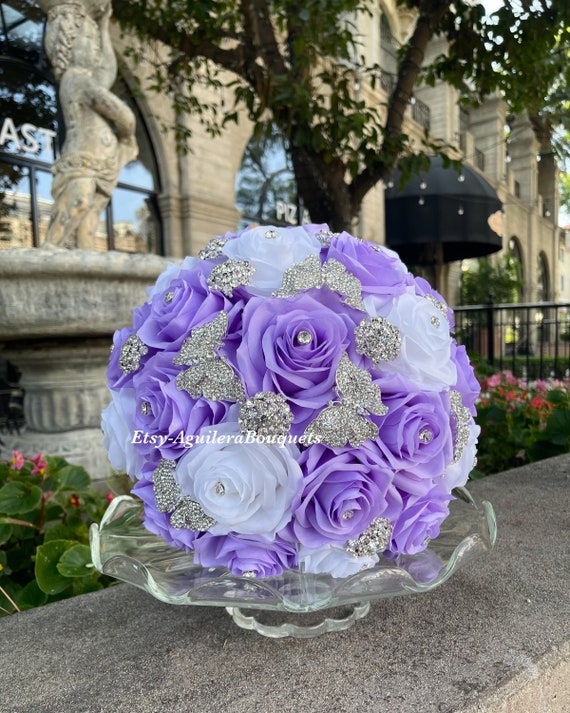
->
[90,488,496,638]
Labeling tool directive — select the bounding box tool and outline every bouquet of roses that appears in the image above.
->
[102,224,480,579]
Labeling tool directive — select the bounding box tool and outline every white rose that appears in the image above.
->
[101,389,146,478]
[176,422,303,537]
[299,544,378,578]
[444,422,480,489]
[365,291,457,391]
[221,224,322,296]
[146,257,197,299]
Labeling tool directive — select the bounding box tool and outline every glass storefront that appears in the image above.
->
[0,1,162,253]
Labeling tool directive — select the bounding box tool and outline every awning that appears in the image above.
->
[384,156,503,264]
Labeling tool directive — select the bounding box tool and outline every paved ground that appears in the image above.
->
[1,455,569,713]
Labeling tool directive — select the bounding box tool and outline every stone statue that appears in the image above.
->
[40,0,138,250]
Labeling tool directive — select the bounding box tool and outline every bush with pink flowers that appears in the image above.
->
[473,370,570,476]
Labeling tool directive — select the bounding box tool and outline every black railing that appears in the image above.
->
[453,301,570,381]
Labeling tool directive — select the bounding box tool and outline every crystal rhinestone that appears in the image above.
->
[176,361,245,403]
[419,428,433,444]
[431,315,441,328]
[322,259,365,310]
[449,390,471,464]
[152,459,180,513]
[346,517,393,557]
[164,291,175,304]
[342,509,354,520]
[119,334,148,375]
[140,401,152,416]
[198,235,231,260]
[238,392,293,437]
[170,497,216,531]
[174,312,229,366]
[242,571,257,578]
[274,254,322,297]
[207,259,255,296]
[424,294,449,324]
[355,316,402,363]
[275,255,365,310]
[315,229,339,246]
[303,353,387,448]
[296,329,312,345]
[214,482,226,496]
[264,229,279,239]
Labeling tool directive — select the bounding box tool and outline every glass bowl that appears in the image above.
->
[90,487,496,638]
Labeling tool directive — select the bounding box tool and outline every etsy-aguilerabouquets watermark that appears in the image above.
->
[131,430,321,449]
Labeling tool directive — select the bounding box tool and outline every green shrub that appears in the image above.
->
[0,452,115,616]
[472,371,570,477]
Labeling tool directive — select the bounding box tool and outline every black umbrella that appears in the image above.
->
[385,156,503,266]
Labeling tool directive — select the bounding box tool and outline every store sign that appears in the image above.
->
[276,200,310,225]
[0,117,57,161]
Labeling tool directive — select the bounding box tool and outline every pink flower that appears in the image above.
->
[31,453,48,476]
[10,450,25,471]
[105,492,115,503]
[530,396,545,409]
[486,374,502,388]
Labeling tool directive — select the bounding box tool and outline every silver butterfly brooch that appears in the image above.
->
[152,459,215,531]
[303,352,388,448]
[173,311,245,403]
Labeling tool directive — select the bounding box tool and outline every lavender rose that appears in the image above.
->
[390,488,452,555]
[137,264,243,352]
[324,232,412,307]
[193,531,298,577]
[292,442,402,548]
[373,376,454,488]
[451,342,481,416]
[131,351,230,460]
[236,290,362,432]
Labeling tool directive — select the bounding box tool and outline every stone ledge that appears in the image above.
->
[1,455,569,713]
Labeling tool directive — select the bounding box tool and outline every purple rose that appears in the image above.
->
[137,264,244,352]
[451,342,481,416]
[292,442,402,548]
[132,351,230,460]
[193,531,298,577]
[107,302,153,390]
[373,377,454,489]
[132,476,200,552]
[324,232,412,306]
[236,290,362,432]
[390,488,452,555]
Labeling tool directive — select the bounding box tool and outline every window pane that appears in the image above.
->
[34,168,53,246]
[112,188,160,254]
[0,161,32,248]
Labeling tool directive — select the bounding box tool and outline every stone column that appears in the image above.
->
[0,248,174,479]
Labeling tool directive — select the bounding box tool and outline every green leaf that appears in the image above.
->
[43,524,77,542]
[0,523,13,545]
[0,482,42,514]
[35,540,76,594]
[15,580,48,611]
[56,544,93,578]
[56,465,91,492]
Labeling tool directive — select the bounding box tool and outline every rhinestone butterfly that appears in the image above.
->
[173,312,245,403]
[304,353,388,448]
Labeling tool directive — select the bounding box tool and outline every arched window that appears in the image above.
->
[508,236,525,301]
[536,252,550,301]
[235,123,308,230]
[0,1,162,253]
[380,15,398,85]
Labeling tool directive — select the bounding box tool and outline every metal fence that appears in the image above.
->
[453,301,570,381]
